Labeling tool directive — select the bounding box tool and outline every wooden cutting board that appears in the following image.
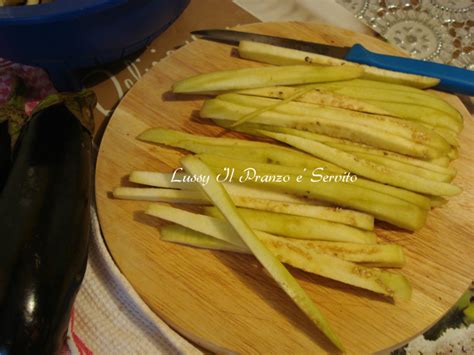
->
[95,22,474,354]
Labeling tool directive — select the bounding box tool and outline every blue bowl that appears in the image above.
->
[0,0,189,89]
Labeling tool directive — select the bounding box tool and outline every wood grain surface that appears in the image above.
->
[95,22,474,354]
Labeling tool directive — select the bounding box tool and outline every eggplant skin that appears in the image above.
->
[0,122,10,192]
[0,105,91,355]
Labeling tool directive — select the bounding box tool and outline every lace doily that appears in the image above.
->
[336,0,474,69]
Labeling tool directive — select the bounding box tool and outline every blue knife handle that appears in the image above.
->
[345,44,474,96]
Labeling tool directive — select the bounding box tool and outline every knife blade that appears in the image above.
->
[191,29,349,59]
[191,29,474,96]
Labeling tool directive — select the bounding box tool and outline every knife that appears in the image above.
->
[191,29,474,96]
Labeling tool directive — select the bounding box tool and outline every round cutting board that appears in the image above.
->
[96,22,474,353]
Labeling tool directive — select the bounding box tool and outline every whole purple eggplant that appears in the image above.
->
[0,102,92,354]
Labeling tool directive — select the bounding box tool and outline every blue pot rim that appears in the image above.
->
[0,0,128,24]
